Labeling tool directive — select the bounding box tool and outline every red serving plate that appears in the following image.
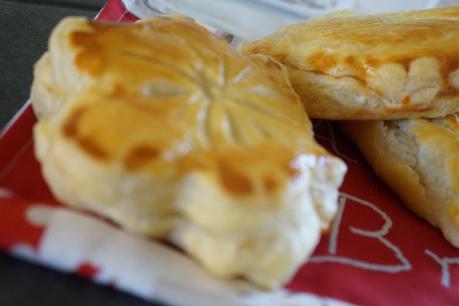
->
[2,1,459,305]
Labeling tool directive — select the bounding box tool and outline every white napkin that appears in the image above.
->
[121,0,454,42]
[8,202,352,306]
[121,0,355,41]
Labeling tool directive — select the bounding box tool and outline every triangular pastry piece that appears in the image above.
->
[343,115,459,247]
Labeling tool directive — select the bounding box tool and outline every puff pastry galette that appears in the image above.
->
[31,17,347,288]
[243,7,459,120]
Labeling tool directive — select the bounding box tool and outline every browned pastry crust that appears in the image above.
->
[243,7,459,120]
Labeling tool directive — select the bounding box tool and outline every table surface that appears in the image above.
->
[0,1,165,305]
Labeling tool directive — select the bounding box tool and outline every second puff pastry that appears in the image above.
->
[243,7,459,120]
[343,115,459,248]
[31,17,347,288]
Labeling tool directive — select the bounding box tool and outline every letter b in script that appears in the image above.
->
[310,193,412,273]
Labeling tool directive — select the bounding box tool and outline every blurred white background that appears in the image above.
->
[123,0,458,42]
[356,0,439,12]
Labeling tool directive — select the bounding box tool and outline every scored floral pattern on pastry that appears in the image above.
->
[60,18,311,154]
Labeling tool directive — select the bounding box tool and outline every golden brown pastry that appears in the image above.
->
[243,7,459,120]
[343,115,459,247]
[32,17,347,288]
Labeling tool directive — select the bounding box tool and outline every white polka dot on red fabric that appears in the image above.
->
[0,187,13,198]
[26,205,54,227]
[9,243,39,263]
